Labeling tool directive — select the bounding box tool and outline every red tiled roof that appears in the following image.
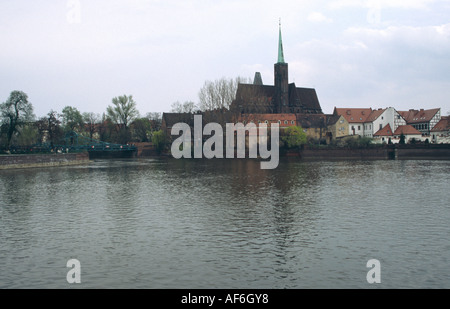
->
[394,125,422,135]
[398,108,440,124]
[374,124,393,136]
[334,108,373,123]
[431,117,450,132]
[366,109,386,122]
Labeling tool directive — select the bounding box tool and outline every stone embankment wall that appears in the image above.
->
[294,144,450,161]
[0,153,90,170]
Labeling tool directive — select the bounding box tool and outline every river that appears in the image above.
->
[0,158,449,288]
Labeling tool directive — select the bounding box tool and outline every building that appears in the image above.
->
[235,114,297,129]
[334,107,406,137]
[325,114,349,143]
[230,24,323,115]
[334,108,372,136]
[431,116,450,144]
[373,123,394,144]
[394,125,422,143]
[398,108,441,135]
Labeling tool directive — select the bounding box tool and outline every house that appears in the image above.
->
[325,114,349,143]
[431,116,450,144]
[296,114,327,141]
[334,107,406,137]
[373,123,394,144]
[364,107,406,137]
[334,108,372,136]
[398,108,441,135]
[393,125,422,143]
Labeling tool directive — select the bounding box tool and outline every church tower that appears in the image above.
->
[274,21,289,114]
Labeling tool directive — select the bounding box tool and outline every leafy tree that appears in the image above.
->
[151,130,166,154]
[15,123,39,146]
[281,126,307,149]
[0,90,35,149]
[107,95,139,130]
[61,106,83,133]
[107,95,139,144]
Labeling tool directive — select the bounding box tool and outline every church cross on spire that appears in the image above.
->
[278,19,285,64]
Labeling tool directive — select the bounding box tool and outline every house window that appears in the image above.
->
[358,126,361,130]
[340,120,344,124]
[278,120,281,124]
[284,120,288,124]
[379,124,382,130]
[291,120,295,125]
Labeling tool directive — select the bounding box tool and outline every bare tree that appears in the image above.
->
[170,101,197,113]
[82,112,100,139]
[198,76,250,112]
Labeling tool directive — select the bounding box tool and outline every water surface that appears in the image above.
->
[0,158,449,288]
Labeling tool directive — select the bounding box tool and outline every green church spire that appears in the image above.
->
[277,20,285,64]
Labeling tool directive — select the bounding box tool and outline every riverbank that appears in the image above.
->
[0,152,90,170]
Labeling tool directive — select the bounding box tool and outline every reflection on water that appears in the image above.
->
[0,158,449,288]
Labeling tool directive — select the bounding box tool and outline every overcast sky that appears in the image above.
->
[1,0,449,118]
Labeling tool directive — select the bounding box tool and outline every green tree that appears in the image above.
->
[1,90,35,149]
[61,106,83,133]
[281,126,307,149]
[107,95,139,144]
[151,130,166,154]
[107,95,139,130]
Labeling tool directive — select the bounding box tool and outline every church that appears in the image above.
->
[230,24,323,115]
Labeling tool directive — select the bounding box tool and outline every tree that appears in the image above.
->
[82,112,100,139]
[1,91,35,149]
[145,112,162,132]
[131,118,151,142]
[198,76,250,111]
[61,106,83,133]
[399,133,406,145]
[151,130,166,154]
[107,95,139,130]
[36,110,63,149]
[106,95,139,144]
[170,101,197,113]
[281,126,307,149]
